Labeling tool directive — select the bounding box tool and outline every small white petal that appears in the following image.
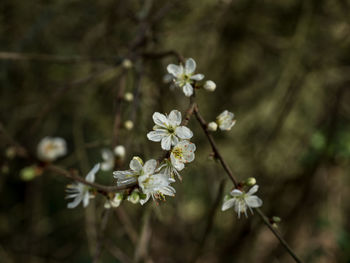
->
[143,159,157,175]
[222,198,236,211]
[182,83,193,97]
[147,130,167,142]
[83,193,90,207]
[161,136,172,151]
[185,58,196,74]
[113,170,134,179]
[190,74,204,81]
[167,64,183,77]
[175,126,193,139]
[230,189,243,196]
[129,158,143,172]
[67,195,83,209]
[245,196,263,208]
[247,185,259,195]
[86,163,100,182]
[152,112,169,128]
[168,110,182,126]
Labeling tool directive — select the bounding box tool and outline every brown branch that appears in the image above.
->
[193,105,303,263]
[46,165,136,193]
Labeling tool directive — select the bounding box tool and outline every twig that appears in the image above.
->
[193,105,303,263]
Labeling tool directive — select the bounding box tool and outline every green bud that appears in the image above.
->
[20,166,36,181]
[245,177,256,186]
[272,216,281,223]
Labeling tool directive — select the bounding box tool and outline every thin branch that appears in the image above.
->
[193,105,303,263]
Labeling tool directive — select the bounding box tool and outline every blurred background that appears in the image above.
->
[1,0,350,262]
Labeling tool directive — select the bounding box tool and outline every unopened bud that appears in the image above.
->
[128,190,140,204]
[124,92,134,102]
[207,122,218,132]
[124,120,134,130]
[114,145,126,159]
[20,166,36,181]
[245,177,256,186]
[122,59,133,69]
[272,216,281,223]
[5,147,16,159]
[203,80,216,92]
[132,156,144,165]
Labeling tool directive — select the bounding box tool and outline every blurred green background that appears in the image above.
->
[1,0,350,262]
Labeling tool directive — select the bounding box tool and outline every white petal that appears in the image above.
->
[67,195,83,209]
[113,170,134,179]
[245,196,263,208]
[101,161,114,171]
[185,58,196,74]
[83,193,90,207]
[221,198,236,211]
[161,136,172,151]
[129,158,143,172]
[117,177,137,186]
[168,110,182,126]
[182,83,193,97]
[143,159,157,175]
[140,194,150,205]
[247,185,259,195]
[171,135,179,147]
[167,64,183,77]
[152,112,169,128]
[86,163,100,182]
[170,154,185,171]
[230,189,243,196]
[147,130,167,142]
[190,74,204,81]
[175,126,193,139]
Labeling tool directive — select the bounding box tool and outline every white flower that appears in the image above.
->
[104,193,123,209]
[157,159,182,181]
[124,120,134,130]
[113,157,157,186]
[167,58,204,97]
[138,173,176,205]
[207,121,218,132]
[66,163,100,209]
[147,110,193,151]
[221,185,263,218]
[37,137,67,162]
[216,110,236,131]
[203,80,216,92]
[170,140,196,171]
[101,149,114,171]
[114,145,126,159]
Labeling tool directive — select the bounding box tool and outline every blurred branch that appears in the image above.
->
[142,50,184,64]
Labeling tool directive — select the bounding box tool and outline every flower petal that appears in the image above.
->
[143,159,157,175]
[152,112,169,128]
[86,163,100,182]
[230,189,243,196]
[190,74,204,81]
[83,193,90,207]
[129,158,143,172]
[147,130,167,142]
[247,185,259,195]
[168,110,182,126]
[185,58,196,74]
[175,126,193,139]
[221,198,236,211]
[245,196,263,208]
[161,135,172,151]
[167,64,183,77]
[67,195,83,209]
[182,83,193,97]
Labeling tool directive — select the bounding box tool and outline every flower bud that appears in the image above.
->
[124,120,134,130]
[207,121,218,132]
[245,177,256,186]
[128,190,140,204]
[203,80,216,92]
[20,166,36,181]
[124,92,134,102]
[5,147,16,159]
[114,145,126,159]
[272,216,281,223]
[132,156,144,165]
[122,59,133,69]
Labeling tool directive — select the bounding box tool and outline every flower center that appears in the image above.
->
[172,147,183,159]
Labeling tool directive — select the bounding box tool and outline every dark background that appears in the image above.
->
[1,0,350,262]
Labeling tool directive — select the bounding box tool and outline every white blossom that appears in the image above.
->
[167,58,204,97]
[66,163,100,209]
[37,137,67,162]
[170,140,196,171]
[221,185,263,218]
[113,157,157,186]
[104,193,123,209]
[204,80,216,92]
[216,110,236,131]
[101,149,114,171]
[207,121,218,132]
[147,110,193,151]
[138,173,176,205]
[114,145,126,159]
[124,92,134,102]
[157,159,182,181]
